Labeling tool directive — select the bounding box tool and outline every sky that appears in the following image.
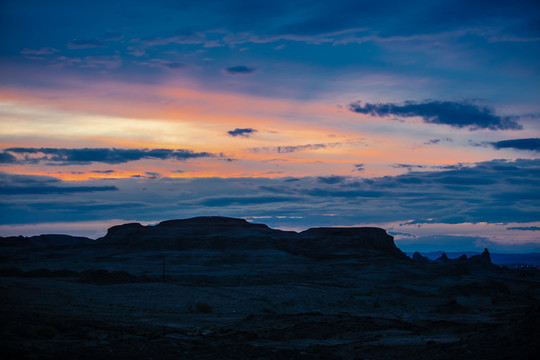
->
[1,0,539,252]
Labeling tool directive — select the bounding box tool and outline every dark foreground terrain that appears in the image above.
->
[1,217,539,359]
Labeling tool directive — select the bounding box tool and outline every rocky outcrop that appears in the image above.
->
[278,227,406,260]
[412,252,429,264]
[0,235,33,247]
[28,234,93,247]
[469,248,491,264]
[435,252,449,263]
[411,248,495,270]
[97,217,291,251]
[0,234,92,248]
[97,216,406,260]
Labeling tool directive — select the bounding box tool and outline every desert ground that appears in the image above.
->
[1,218,539,359]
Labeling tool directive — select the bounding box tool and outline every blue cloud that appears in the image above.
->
[0,152,17,163]
[349,100,522,130]
[0,185,118,195]
[227,128,258,137]
[2,147,214,165]
[224,66,256,75]
[197,195,301,207]
[507,226,540,231]
[490,138,540,152]
[317,176,346,184]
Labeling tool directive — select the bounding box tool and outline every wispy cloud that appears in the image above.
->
[249,142,341,154]
[135,59,185,70]
[0,173,117,195]
[20,47,59,56]
[2,148,214,165]
[67,39,105,49]
[349,100,522,130]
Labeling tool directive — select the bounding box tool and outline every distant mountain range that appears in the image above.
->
[407,251,540,267]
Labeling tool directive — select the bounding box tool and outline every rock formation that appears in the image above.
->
[96,216,406,260]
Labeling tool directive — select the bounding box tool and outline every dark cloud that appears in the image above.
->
[0,152,17,163]
[2,147,214,165]
[490,138,540,152]
[0,172,61,186]
[317,175,346,184]
[507,226,540,231]
[224,66,256,75]
[349,100,522,130]
[354,164,364,172]
[227,128,258,137]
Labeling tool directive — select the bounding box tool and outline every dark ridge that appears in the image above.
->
[0,234,92,248]
[95,217,406,260]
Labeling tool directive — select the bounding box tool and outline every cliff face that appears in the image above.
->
[97,216,406,260]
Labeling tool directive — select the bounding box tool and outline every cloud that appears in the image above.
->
[354,164,365,172]
[20,47,59,55]
[249,142,341,153]
[82,55,122,69]
[91,170,116,174]
[1,158,539,252]
[392,164,428,171]
[2,147,214,165]
[0,185,118,195]
[67,39,105,49]
[490,138,540,152]
[196,195,301,207]
[507,226,540,231]
[317,175,346,184]
[0,152,17,164]
[0,173,118,195]
[141,32,207,46]
[224,66,256,75]
[227,128,258,137]
[349,100,522,130]
[136,59,185,70]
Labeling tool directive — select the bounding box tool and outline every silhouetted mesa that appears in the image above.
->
[0,234,92,248]
[96,216,406,260]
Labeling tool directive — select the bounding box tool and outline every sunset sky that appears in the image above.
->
[1,0,539,252]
